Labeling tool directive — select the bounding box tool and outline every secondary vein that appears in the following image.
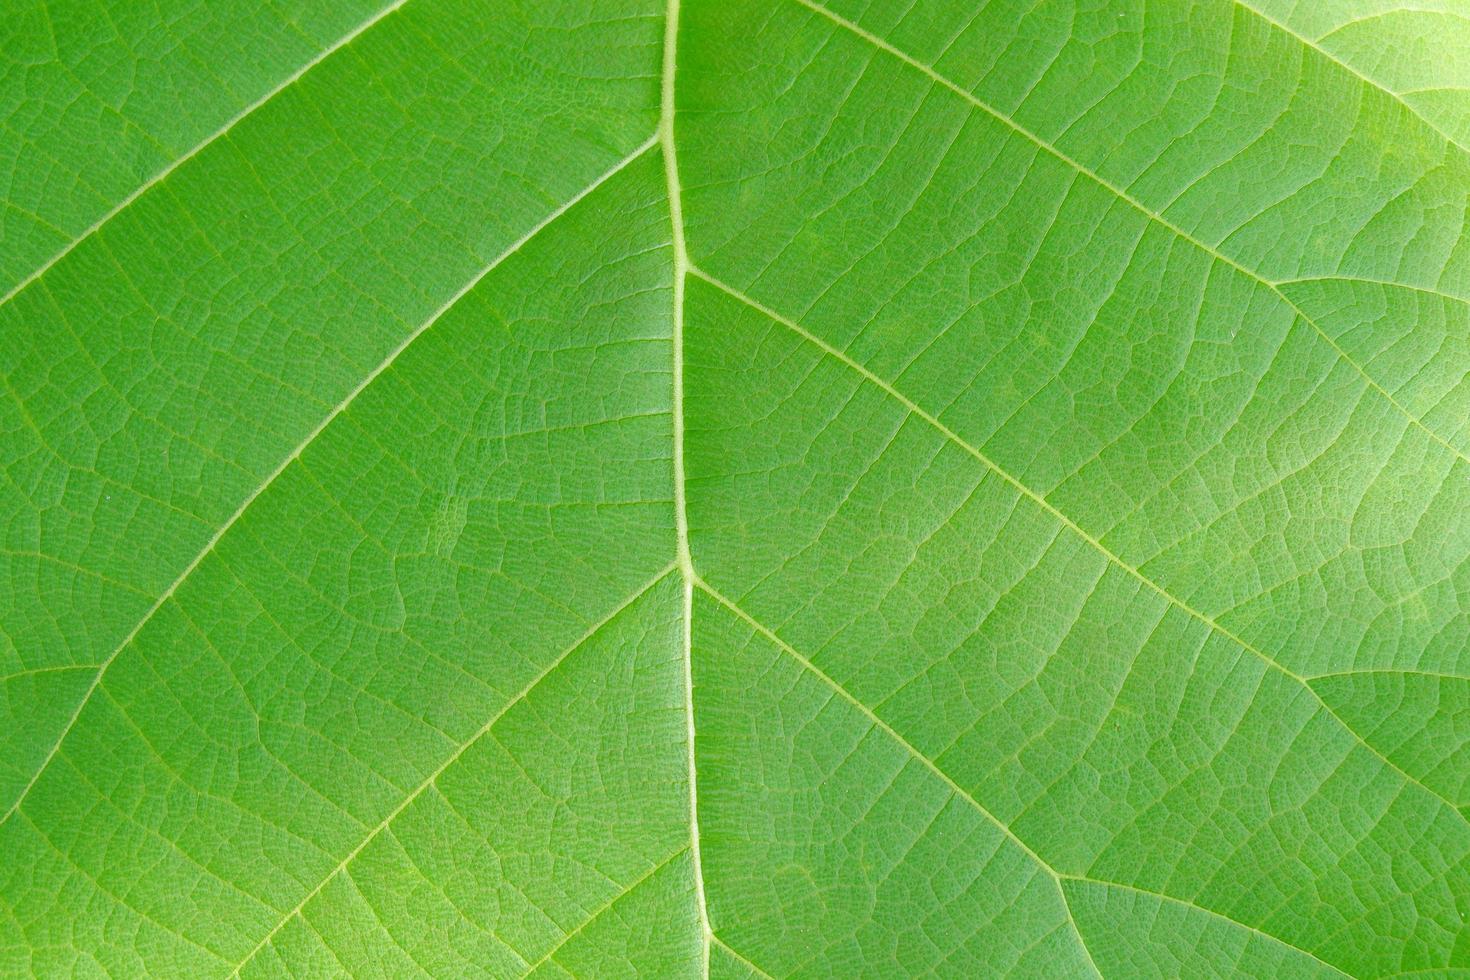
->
[0,0,410,312]
[0,135,659,833]
[697,576,1105,978]
[691,265,1470,825]
[1227,0,1470,160]
[1059,875,1354,977]
[698,567,1354,977]
[790,0,1470,471]
[228,564,678,976]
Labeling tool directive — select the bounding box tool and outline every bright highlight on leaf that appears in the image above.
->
[2,0,1468,976]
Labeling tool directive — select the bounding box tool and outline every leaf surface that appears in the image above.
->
[2,0,1469,976]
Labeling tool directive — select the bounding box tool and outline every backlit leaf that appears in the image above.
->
[3,0,1469,976]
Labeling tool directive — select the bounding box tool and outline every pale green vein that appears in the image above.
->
[711,934,778,980]
[229,563,678,978]
[520,845,690,977]
[1308,668,1470,684]
[1056,884,1105,979]
[16,810,230,967]
[1278,275,1470,306]
[693,577,1104,980]
[0,136,659,833]
[790,0,1470,471]
[0,551,155,600]
[691,265,1470,825]
[0,664,100,686]
[698,570,1054,870]
[0,0,410,312]
[1229,0,1470,160]
[1059,875,1355,978]
[698,576,1360,978]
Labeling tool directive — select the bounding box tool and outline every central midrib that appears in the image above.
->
[658,1,713,979]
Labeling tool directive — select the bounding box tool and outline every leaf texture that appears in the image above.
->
[2,0,1469,977]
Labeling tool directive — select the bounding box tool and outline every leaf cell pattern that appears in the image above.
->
[2,0,1469,977]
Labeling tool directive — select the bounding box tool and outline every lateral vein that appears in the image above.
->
[519,846,690,976]
[695,577,1108,968]
[790,0,1470,469]
[1227,0,1470,160]
[694,576,1062,871]
[0,0,410,312]
[0,135,659,832]
[228,564,677,976]
[696,572,1363,978]
[711,935,778,980]
[1059,875,1354,977]
[691,265,1470,824]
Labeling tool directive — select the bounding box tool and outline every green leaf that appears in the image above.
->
[3,0,1469,976]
